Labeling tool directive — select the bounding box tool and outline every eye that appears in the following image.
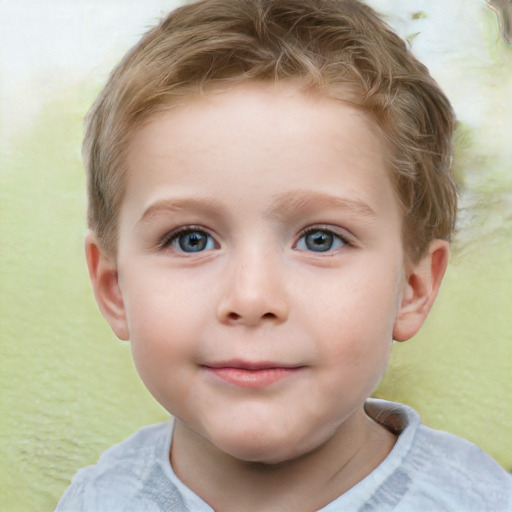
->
[167,229,216,253]
[295,229,346,252]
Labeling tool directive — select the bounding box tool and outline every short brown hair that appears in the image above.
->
[84,0,457,262]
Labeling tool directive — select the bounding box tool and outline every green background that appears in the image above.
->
[1,1,511,510]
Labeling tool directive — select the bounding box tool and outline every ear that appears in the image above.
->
[85,231,130,341]
[393,239,450,342]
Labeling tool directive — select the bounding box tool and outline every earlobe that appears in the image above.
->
[85,231,130,341]
[393,240,450,342]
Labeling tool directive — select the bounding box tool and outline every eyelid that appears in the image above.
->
[155,223,354,253]
[295,224,353,247]
[158,225,219,251]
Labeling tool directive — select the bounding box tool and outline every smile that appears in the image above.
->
[203,361,304,389]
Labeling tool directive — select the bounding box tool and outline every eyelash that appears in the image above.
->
[294,226,352,253]
[158,225,217,252]
[157,224,352,254]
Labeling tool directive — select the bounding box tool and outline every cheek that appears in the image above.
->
[124,265,211,335]
[305,272,399,368]
[122,273,206,375]
[310,272,399,331]
[126,294,200,412]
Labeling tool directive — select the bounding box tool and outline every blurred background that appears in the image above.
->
[1,1,511,510]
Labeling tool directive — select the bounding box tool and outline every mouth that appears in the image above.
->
[202,360,304,389]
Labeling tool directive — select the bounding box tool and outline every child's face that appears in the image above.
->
[110,83,409,463]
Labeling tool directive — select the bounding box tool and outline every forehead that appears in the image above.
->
[122,82,399,223]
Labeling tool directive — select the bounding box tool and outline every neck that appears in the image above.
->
[170,408,396,512]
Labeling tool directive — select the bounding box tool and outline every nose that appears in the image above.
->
[216,250,289,327]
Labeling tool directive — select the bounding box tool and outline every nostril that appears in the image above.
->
[225,311,276,322]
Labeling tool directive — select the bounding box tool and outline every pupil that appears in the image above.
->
[180,232,207,252]
[306,231,333,252]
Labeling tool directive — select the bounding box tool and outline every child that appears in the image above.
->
[56,0,512,510]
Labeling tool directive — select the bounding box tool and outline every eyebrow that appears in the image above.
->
[137,197,226,224]
[137,190,377,225]
[264,190,377,223]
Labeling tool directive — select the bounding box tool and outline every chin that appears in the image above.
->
[223,441,298,465]
[209,425,314,466]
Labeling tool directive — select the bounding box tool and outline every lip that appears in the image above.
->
[203,360,304,389]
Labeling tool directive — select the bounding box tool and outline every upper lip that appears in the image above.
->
[203,360,302,371]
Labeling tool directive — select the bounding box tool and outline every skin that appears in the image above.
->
[86,82,449,511]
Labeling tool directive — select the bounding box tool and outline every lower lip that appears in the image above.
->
[204,367,301,388]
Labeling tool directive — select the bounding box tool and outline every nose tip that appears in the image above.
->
[216,261,288,327]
